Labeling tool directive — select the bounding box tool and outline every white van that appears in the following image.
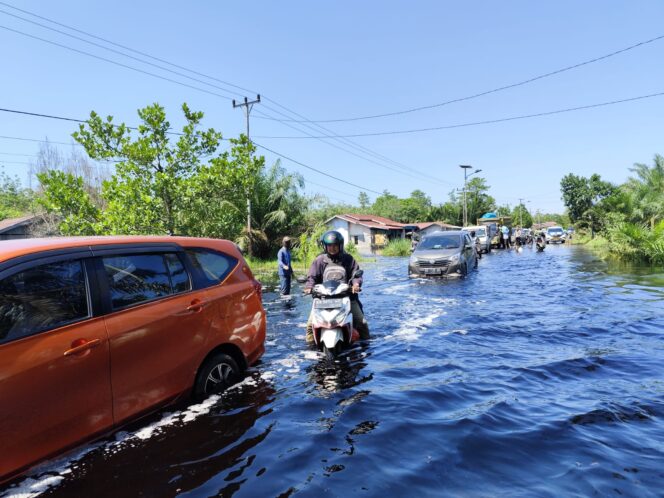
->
[463,225,491,253]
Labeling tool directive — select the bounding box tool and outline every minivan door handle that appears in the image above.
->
[64,338,102,357]
[186,299,208,313]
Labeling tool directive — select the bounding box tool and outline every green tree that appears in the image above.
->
[560,173,614,234]
[36,170,100,235]
[73,103,229,235]
[398,189,432,222]
[358,191,370,209]
[0,169,33,219]
[511,203,533,228]
[371,190,402,220]
[496,204,511,217]
[465,177,496,225]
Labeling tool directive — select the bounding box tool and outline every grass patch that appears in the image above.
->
[245,251,375,285]
[381,238,412,256]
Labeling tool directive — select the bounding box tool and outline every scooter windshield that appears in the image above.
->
[322,280,342,292]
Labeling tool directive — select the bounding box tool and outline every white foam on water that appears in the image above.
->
[381,282,416,295]
[384,311,445,342]
[302,350,321,360]
[2,475,65,498]
[439,329,468,336]
[274,357,299,368]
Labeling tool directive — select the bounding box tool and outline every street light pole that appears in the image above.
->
[459,165,482,226]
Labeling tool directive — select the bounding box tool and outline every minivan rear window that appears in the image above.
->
[186,249,237,287]
[0,260,89,345]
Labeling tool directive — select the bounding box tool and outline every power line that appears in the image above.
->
[0,107,230,140]
[0,107,86,123]
[0,1,255,96]
[254,105,453,187]
[253,33,664,123]
[0,7,244,101]
[0,152,34,156]
[257,99,454,186]
[256,90,664,138]
[0,4,448,188]
[0,134,82,146]
[0,24,236,102]
[253,142,382,195]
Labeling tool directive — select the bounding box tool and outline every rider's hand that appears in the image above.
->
[303,287,312,294]
[352,283,361,294]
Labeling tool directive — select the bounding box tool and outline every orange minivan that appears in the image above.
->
[0,236,266,482]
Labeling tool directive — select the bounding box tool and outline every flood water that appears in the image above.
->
[3,245,664,497]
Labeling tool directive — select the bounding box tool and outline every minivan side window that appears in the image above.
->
[103,254,172,310]
[0,260,89,345]
[186,249,237,287]
[164,253,191,293]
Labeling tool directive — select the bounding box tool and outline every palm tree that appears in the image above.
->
[237,161,306,258]
[625,154,664,229]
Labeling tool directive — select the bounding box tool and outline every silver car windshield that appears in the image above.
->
[418,235,461,250]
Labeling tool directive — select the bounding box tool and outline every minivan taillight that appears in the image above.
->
[252,279,263,302]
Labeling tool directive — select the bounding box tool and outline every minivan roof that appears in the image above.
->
[0,236,234,263]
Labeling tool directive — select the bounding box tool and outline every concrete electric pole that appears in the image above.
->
[232,95,261,256]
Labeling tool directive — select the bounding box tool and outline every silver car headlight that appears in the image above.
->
[449,253,460,261]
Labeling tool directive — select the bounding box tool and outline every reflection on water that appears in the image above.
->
[3,245,664,497]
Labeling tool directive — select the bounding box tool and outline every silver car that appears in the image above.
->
[408,231,478,277]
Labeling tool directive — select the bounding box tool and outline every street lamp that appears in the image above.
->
[460,165,482,226]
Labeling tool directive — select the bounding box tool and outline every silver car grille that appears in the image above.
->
[415,258,449,268]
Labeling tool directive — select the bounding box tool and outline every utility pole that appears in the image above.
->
[518,198,524,227]
[232,94,261,256]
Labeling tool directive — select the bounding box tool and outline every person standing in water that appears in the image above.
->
[277,236,293,295]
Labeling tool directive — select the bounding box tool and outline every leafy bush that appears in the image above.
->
[381,238,411,256]
[294,223,327,267]
[601,220,664,264]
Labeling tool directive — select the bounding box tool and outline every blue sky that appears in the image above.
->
[1,0,663,214]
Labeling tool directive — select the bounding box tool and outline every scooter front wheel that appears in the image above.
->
[323,343,343,359]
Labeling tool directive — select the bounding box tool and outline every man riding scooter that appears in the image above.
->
[303,230,370,342]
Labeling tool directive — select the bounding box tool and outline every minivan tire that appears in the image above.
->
[193,353,240,401]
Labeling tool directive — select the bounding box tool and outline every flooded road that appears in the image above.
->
[3,245,664,497]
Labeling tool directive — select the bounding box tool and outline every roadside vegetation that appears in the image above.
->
[382,238,412,256]
[561,154,664,264]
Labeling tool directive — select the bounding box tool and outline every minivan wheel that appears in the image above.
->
[193,353,240,401]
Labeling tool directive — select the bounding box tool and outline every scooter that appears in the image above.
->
[308,270,363,358]
[536,237,546,252]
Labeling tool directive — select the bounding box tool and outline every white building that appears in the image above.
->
[325,214,406,254]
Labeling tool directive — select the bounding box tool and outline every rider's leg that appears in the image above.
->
[306,310,314,343]
[351,300,370,340]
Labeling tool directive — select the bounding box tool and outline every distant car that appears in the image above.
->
[0,236,266,482]
[463,225,491,254]
[546,226,566,244]
[409,230,477,277]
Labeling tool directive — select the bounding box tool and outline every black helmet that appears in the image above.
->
[320,230,344,254]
